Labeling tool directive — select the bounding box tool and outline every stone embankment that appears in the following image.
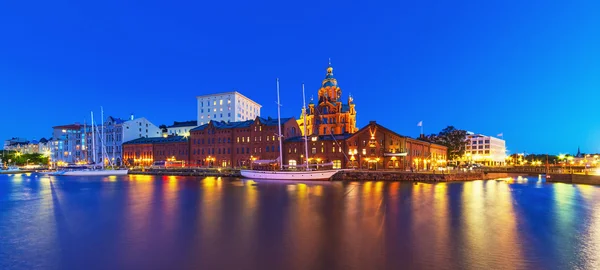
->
[547,173,600,185]
[130,168,241,177]
[129,168,508,182]
[332,171,509,182]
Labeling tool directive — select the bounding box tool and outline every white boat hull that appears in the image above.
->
[240,169,339,181]
[53,169,129,176]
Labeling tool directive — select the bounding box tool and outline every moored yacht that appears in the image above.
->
[240,80,341,181]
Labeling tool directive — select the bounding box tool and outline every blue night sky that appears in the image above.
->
[1,0,599,154]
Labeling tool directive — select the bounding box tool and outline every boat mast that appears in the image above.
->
[302,83,310,170]
[112,128,116,166]
[101,106,105,170]
[91,111,96,165]
[276,78,283,170]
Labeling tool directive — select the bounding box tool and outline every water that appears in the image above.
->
[1,174,599,270]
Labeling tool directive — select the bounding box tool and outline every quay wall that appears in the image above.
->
[332,171,509,182]
[129,169,508,182]
[547,174,600,185]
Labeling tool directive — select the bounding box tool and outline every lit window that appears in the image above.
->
[362,149,366,155]
[220,100,223,105]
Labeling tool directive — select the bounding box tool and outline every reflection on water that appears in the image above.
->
[2,174,600,269]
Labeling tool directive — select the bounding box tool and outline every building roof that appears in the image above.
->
[190,117,293,132]
[107,116,126,124]
[52,124,82,130]
[39,138,48,143]
[257,117,292,126]
[123,136,188,145]
[168,120,198,128]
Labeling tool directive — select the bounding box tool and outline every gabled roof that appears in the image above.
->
[191,117,293,132]
[257,117,292,126]
[168,120,198,128]
[107,116,126,124]
[123,136,188,145]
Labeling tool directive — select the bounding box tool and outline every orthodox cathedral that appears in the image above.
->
[298,63,357,136]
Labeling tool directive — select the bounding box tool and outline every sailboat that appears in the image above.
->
[49,108,128,176]
[240,79,340,181]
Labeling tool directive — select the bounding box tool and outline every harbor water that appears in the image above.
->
[1,174,599,269]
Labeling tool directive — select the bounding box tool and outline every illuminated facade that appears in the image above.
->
[197,91,262,125]
[122,136,189,167]
[463,133,506,166]
[298,64,357,136]
[284,121,447,170]
[51,124,84,164]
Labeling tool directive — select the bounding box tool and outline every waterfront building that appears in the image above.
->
[297,64,357,136]
[122,136,189,167]
[51,124,85,164]
[197,91,261,125]
[85,116,162,166]
[37,138,50,154]
[3,137,52,155]
[284,121,447,170]
[462,133,506,166]
[166,120,198,136]
[189,117,299,167]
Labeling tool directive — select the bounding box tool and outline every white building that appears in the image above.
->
[167,120,197,136]
[464,133,506,166]
[197,91,261,125]
[86,116,161,166]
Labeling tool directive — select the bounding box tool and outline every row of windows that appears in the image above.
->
[467,145,491,150]
[200,113,232,119]
[472,140,490,144]
[191,146,280,155]
[469,150,491,154]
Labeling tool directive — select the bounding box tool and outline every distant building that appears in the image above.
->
[51,124,85,164]
[297,64,357,136]
[196,91,261,125]
[166,120,198,136]
[463,133,506,166]
[3,138,28,151]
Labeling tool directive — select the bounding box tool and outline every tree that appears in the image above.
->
[423,126,468,161]
[159,124,168,133]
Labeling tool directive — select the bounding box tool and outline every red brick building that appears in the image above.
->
[121,119,447,171]
[122,136,189,167]
[283,121,448,171]
[188,117,300,167]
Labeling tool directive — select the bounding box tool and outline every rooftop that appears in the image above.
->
[123,136,188,145]
[168,120,198,128]
[190,117,293,132]
[52,124,82,130]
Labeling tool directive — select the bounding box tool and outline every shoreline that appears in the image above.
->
[128,169,512,182]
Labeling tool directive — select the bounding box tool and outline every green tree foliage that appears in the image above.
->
[419,126,468,160]
[0,151,49,166]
